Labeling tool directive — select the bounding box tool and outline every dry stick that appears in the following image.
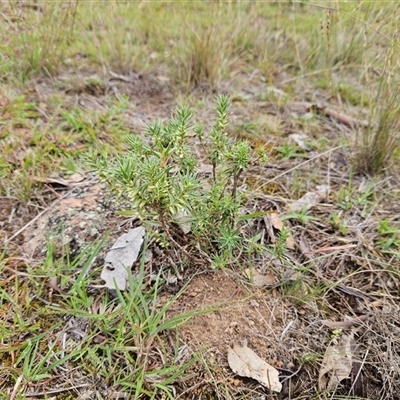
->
[10,375,23,400]
[26,384,92,397]
[348,348,369,397]
[267,370,273,400]
[282,64,366,84]
[258,145,345,190]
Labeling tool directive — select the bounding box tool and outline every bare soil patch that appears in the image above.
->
[168,268,400,399]
[173,271,297,372]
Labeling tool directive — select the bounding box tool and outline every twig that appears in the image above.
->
[10,375,23,400]
[5,190,72,244]
[27,384,91,397]
[349,347,368,397]
[267,370,273,400]
[259,145,345,189]
[280,365,302,384]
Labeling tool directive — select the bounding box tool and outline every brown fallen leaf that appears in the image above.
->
[244,268,276,288]
[318,332,353,391]
[321,314,372,329]
[289,185,329,212]
[265,212,296,250]
[228,344,282,393]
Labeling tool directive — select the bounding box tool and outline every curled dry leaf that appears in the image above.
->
[266,212,296,250]
[318,332,353,392]
[321,314,372,329]
[289,133,310,150]
[289,185,330,212]
[244,268,276,288]
[172,209,192,234]
[101,227,145,291]
[228,344,282,393]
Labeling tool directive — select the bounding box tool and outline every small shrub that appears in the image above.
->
[91,96,262,263]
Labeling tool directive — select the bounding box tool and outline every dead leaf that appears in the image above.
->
[244,268,276,287]
[318,332,353,391]
[228,344,282,393]
[172,209,191,234]
[265,212,296,250]
[101,227,145,290]
[289,133,310,150]
[270,212,283,230]
[289,185,329,212]
[321,314,372,329]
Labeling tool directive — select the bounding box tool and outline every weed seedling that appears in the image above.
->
[377,219,400,252]
[283,208,319,225]
[329,212,348,236]
[276,142,306,160]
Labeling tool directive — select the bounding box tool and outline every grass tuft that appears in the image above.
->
[355,33,400,174]
[1,1,78,82]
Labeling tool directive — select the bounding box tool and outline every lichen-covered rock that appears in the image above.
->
[23,181,117,259]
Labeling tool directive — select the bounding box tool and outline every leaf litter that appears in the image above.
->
[318,331,353,392]
[228,343,282,393]
[101,226,145,290]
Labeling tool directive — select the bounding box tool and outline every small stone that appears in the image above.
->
[250,299,260,308]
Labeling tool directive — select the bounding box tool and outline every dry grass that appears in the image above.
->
[169,4,258,91]
[355,35,400,174]
[0,1,78,81]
